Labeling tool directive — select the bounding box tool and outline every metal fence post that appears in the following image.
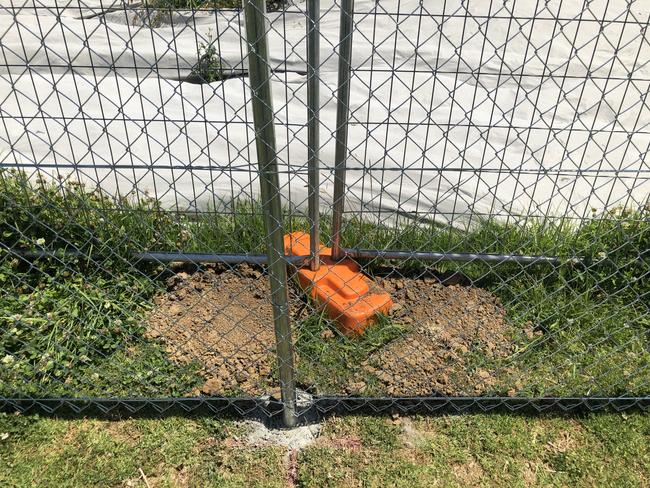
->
[243,0,297,427]
[307,0,321,271]
[331,0,355,260]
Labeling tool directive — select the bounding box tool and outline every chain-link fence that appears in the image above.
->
[1,0,648,425]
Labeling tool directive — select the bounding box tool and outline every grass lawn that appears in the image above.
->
[1,169,648,398]
[1,411,649,487]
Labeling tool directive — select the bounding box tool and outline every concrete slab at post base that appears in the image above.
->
[283,232,393,335]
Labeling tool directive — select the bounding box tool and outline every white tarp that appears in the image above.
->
[1,0,648,226]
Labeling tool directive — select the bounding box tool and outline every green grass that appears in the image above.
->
[0,169,648,398]
[0,412,286,487]
[0,171,207,397]
[295,311,405,394]
[298,413,650,487]
[0,263,201,397]
[1,412,648,487]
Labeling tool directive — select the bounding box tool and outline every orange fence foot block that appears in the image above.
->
[283,232,393,335]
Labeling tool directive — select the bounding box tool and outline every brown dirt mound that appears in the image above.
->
[360,276,525,396]
[146,264,276,395]
[146,266,528,396]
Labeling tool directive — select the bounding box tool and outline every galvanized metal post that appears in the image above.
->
[243,0,297,427]
[307,0,321,271]
[331,0,355,260]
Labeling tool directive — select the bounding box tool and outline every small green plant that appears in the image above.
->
[192,32,223,83]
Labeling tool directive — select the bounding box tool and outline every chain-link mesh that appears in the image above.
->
[1,0,648,424]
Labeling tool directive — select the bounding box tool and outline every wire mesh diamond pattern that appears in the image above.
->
[0,0,648,424]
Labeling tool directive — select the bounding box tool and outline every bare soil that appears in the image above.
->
[359,276,527,396]
[146,266,527,396]
[146,264,276,395]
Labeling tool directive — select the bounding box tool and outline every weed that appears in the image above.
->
[0,171,202,396]
[192,31,223,83]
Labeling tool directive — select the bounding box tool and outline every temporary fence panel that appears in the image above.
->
[0,0,648,424]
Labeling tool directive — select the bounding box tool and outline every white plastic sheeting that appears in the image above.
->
[1,0,648,226]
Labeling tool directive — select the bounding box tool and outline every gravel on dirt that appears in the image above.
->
[146,264,276,395]
[358,276,529,396]
[146,266,529,396]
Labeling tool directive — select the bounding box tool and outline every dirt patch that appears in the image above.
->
[452,458,486,485]
[321,436,364,450]
[146,264,276,395]
[546,422,584,453]
[146,266,527,396]
[359,276,527,396]
[105,421,141,446]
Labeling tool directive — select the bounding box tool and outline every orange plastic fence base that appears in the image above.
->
[283,232,393,336]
